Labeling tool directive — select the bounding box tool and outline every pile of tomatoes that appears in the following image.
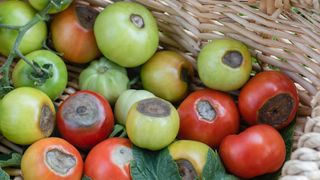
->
[0,0,300,179]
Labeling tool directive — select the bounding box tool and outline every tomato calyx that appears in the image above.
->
[176,159,197,180]
[40,104,55,137]
[28,61,53,86]
[45,148,76,176]
[222,51,243,68]
[196,100,216,122]
[258,93,295,126]
[130,14,145,28]
[61,93,101,127]
[75,3,99,29]
[97,65,109,74]
[137,98,171,117]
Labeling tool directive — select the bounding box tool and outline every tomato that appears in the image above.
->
[0,87,55,145]
[141,51,194,102]
[28,0,73,14]
[238,71,299,129]
[126,97,179,150]
[114,89,155,125]
[79,57,129,105]
[12,50,68,100]
[197,38,252,91]
[219,124,286,179]
[51,2,100,64]
[168,140,211,179]
[177,89,239,147]
[57,90,114,150]
[94,1,159,67]
[0,1,47,56]
[84,137,132,180]
[21,137,83,180]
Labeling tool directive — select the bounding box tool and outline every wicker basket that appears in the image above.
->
[1,0,320,179]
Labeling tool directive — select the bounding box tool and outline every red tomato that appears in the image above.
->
[57,90,114,150]
[84,137,132,180]
[177,89,239,147]
[219,124,286,179]
[238,71,299,129]
[21,137,83,180]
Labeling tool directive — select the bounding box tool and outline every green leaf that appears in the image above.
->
[0,167,10,180]
[252,119,296,180]
[130,146,181,180]
[81,175,92,180]
[202,150,239,180]
[0,153,22,168]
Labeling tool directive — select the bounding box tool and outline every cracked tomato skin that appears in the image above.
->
[219,124,286,179]
[238,71,299,129]
[84,137,132,180]
[177,89,239,148]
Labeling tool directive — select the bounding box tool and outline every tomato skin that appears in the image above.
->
[57,90,114,150]
[219,124,286,179]
[28,0,73,14]
[84,137,132,180]
[51,2,100,64]
[178,89,239,147]
[0,1,47,56]
[12,50,68,100]
[238,71,299,129]
[21,137,83,180]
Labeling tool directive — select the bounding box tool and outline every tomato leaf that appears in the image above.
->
[202,149,239,180]
[0,153,21,168]
[130,145,181,180]
[0,167,9,180]
[251,119,296,180]
[81,175,92,180]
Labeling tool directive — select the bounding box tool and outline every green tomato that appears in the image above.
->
[94,1,159,67]
[126,97,179,150]
[0,87,55,145]
[28,0,73,14]
[79,57,129,105]
[169,140,210,178]
[114,89,155,125]
[0,0,47,56]
[12,50,68,100]
[197,38,252,91]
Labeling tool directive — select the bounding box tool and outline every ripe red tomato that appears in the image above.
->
[177,89,239,148]
[219,124,286,179]
[21,137,83,180]
[84,137,132,180]
[238,71,299,129]
[57,90,114,150]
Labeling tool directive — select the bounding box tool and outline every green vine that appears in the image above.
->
[0,0,65,98]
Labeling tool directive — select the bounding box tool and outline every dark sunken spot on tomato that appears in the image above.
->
[222,51,243,68]
[76,4,99,29]
[40,104,55,137]
[176,159,198,180]
[196,100,216,121]
[137,98,170,117]
[258,93,294,126]
[45,149,76,175]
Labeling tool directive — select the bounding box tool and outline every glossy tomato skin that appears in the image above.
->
[21,137,83,180]
[28,0,73,14]
[0,1,47,56]
[57,90,114,150]
[238,71,299,129]
[178,89,239,147]
[51,2,100,64]
[12,50,68,100]
[219,124,286,179]
[84,137,132,180]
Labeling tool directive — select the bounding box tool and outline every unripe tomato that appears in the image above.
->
[29,0,73,14]
[178,89,239,147]
[21,137,83,180]
[57,90,114,150]
[238,71,299,129]
[220,125,286,179]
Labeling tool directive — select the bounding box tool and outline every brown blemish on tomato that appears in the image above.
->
[258,93,294,126]
[137,98,170,117]
[196,100,216,122]
[222,51,243,68]
[176,159,198,180]
[76,4,99,29]
[40,105,55,137]
[111,145,133,166]
[62,93,100,127]
[130,14,145,29]
[46,149,76,175]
